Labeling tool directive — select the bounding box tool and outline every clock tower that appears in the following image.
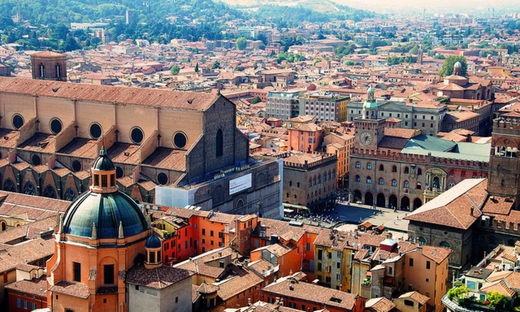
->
[354,86,386,150]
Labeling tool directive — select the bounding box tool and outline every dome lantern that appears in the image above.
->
[90,146,118,194]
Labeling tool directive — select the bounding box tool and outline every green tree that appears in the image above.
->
[345,60,355,66]
[170,65,180,75]
[447,285,469,301]
[236,37,247,50]
[439,55,468,77]
[211,61,220,69]
[194,63,199,73]
[486,291,509,309]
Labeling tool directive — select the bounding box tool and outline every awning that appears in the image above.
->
[384,276,393,284]
[283,203,309,210]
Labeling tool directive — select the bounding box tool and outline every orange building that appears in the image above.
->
[287,120,324,152]
[46,147,151,311]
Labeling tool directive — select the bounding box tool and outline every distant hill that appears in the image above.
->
[219,0,375,24]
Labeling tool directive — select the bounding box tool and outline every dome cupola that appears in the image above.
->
[61,147,149,240]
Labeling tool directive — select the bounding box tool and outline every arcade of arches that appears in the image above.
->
[353,190,423,211]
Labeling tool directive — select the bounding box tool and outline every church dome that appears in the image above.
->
[62,191,149,239]
[92,146,114,171]
[454,61,462,68]
[145,233,162,249]
[61,147,149,239]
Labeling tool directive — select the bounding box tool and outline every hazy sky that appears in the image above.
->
[331,0,520,15]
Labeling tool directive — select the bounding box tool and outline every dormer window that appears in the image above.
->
[94,174,99,186]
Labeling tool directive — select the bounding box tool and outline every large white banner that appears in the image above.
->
[229,173,252,195]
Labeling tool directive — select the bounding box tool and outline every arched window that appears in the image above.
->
[404,181,409,188]
[39,63,45,78]
[439,241,451,249]
[403,167,409,174]
[392,165,397,172]
[355,161,361,168]
[417,168,422,175]
[366,163,372,170]
[216,129,223,157]
[56,63,61,78]
[379,164,384,171]
[416,182,422,189]
[378,178,384,185]
[366,176,372,184]
[355,175,360,182]
[391,179,397,187]
[418,237,426,245]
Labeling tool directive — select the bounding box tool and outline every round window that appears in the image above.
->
[90,123,102,139]
[173,132,187,149]
[116,166,124,178]
[131,127,143,144]
[157,172,168,185]
[12,114,24,129]
[72,160,81,172]
[32,154,41,166]
[50,118,62,134]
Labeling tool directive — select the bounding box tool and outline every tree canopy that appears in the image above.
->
[236,37,247,50]
[439,55,468,77]
[170,65,180,75]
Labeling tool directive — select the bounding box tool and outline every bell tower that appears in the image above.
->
[354,86,386,150]
[30,50,67,81]
[487,116,520,207]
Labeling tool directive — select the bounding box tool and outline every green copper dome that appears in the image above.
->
[62,191,149,239]
[92,146,115,171]
[61,146,148,239]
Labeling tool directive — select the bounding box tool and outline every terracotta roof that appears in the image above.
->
[480,280,516,297]
[125,264,192,289]
[49,281,90,299]
[365,297,396,312]
[0,77,219,112]
[5,276,47,297]
[216,268,264,300]
[399,291,430,304]
[420,245,451,264]
[405,179,486,229]
[262,276,358,310]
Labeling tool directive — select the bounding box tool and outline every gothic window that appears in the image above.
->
[378,178,384,185]
[379,164,384,171]
[355,161,361,168]
[418,237,426,245]
[4,179,15,192]
[216,129,223,157]
[367,163,372,170]
[417,168,422,175]
[416,182,422,189]
[404,181,409,188]
[366,176,372,184]
[39,64,45,78]
[43,185,57,198]
[355,175,360,182]
[392,165,397,172]
[65,188,76,201]
[23,182,36,195]
[403,167,409,174]
[391,179,397,187]
[56,64,61,78]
